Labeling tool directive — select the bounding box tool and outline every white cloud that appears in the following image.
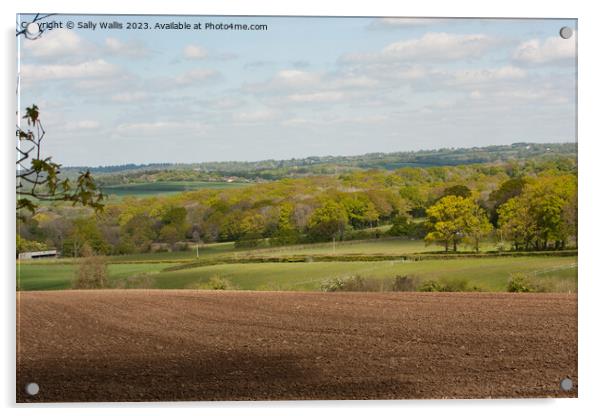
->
[183,44,208,59]
[115,121,206,136]
[234,110,279,123]
[105,37,149,58]
[331,75,379,88]
[22,29,92,61]
[273,70,322,87]
[281,114,389,126]
[368,18,446,30]
[384,32,493,60]
[175,68,219,85]
[450,66,527,84]
[470,90,482,99]
[242,69,323,95]
[206,97,245,110]
[64,120,100,131]
[513,35,576,65]
[492,89,569,103]
[341,32,495,63]
[117,121,174,132]
[111,91,149,103]
[21,59,120,82]
[244,69,380,101]
[288,91,345,103]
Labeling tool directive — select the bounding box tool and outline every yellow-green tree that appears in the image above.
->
[498,175,576,250]
[464,203,493,252]
[497,197,535,251]
[308,200,348,242]
[273,203,299,245]
[425,195,491,252]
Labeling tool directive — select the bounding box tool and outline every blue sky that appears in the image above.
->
[18,14,577,166]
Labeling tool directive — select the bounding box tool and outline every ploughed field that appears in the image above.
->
[17,290,577,401]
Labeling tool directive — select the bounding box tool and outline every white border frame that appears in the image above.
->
[2,1,600,415]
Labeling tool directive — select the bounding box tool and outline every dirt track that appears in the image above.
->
[16,290,577,402]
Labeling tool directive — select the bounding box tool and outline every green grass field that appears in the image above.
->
[17,236,577,292]
[17,263,171,291]
[101,181,250,199]
[124,238,505,262]
[18,253,577,292]
[152,256,577,291]
[243,238,504,256]
[20,239,503,266]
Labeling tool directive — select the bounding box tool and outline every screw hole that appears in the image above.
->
[560,377,573,391]
[559,27,573,39]
[25,382,39,396]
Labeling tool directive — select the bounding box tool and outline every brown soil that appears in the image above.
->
[16,290,577,402]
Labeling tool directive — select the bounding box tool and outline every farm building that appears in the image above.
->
[18,250,58,260]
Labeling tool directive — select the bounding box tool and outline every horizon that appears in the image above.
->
[18,15,577,166]
[62,141,575,169]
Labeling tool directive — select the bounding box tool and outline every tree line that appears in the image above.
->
[17,157,577,256]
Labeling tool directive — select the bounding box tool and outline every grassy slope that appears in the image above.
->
[153,256,577,291]
[18,253,577,292]
[17,240,433,265]
[17,263,171,291]
[113,239,502,262]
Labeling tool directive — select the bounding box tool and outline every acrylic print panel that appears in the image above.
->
[16,14,577,402]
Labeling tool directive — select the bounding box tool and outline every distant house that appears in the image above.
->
[18,250,58,260]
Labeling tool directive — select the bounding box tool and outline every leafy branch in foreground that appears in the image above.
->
[16,105,105,218]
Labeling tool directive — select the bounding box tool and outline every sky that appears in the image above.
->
[17,14,577,166]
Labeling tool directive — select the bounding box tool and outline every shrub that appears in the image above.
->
[320,275,384,292]
[202,276,237,290]
[320,277,346,292]
[419,280,444,292]
[387,218,428,239]
[341,275,367,291]
[16,235,48,255]
[507,273,533,293]
[439,277,469,292]
[391,275,419,291]
[72,245,108,289]
[418,277,480,292]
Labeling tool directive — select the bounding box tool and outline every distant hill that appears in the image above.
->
[63,142,576,184]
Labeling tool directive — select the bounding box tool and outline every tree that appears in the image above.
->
[425,195,491,252]
[441,184,472,199]
[308,200,348,242]
[158,205,189,247]
[120,213,156,253]
[562,191,578,248]
[464,204,493,252]
[236,212,266,246]
[161,206,188,231]
[340,194,379,229]
[158,224,181,247]
[488,177,526,226]
[16,105,104,218]
[16,235,47,256]
[497,176,576,250]
[63,217,110,257]
[498,197,535,251]
[272,203,300,245]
